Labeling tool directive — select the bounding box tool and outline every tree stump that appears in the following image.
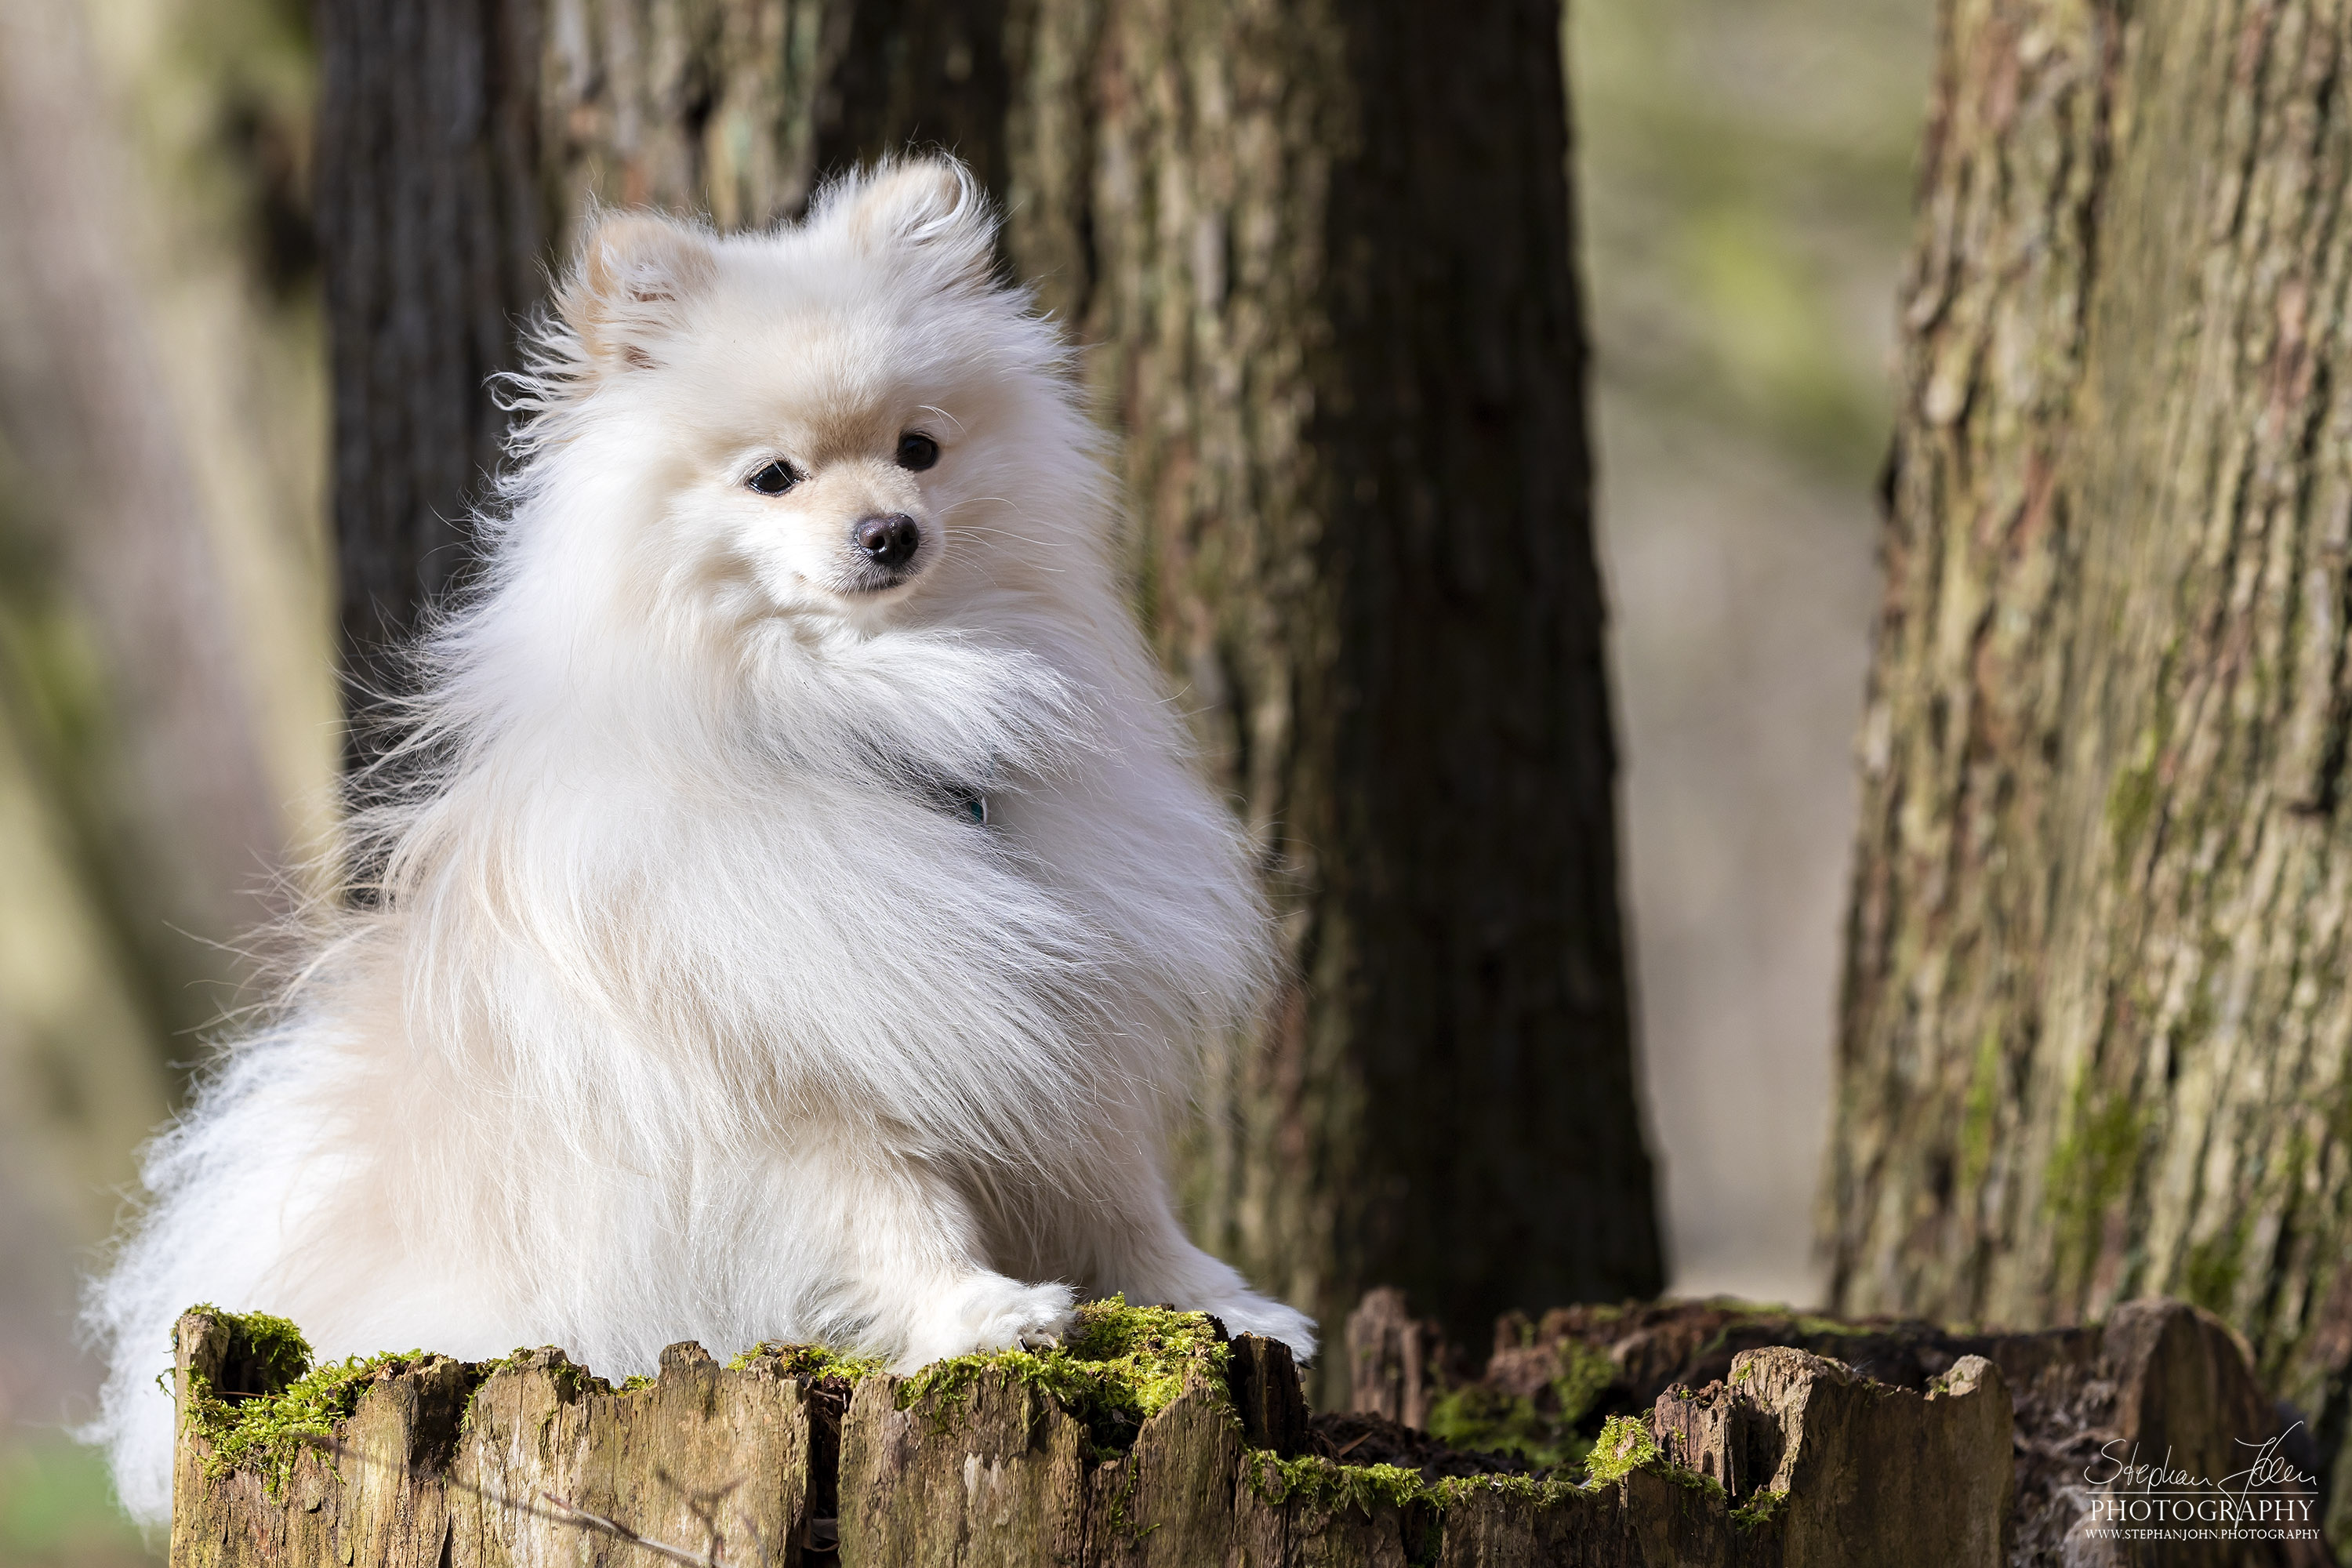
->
[165,1294,2053,1567]
[1343,1293,2332,1568]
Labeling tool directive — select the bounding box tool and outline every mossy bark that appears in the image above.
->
[317,0,1661,1374]
[1830,2,2352,1546]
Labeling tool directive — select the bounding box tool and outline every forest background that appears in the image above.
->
[0,0,1926,1562]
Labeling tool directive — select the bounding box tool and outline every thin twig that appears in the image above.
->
[302,1434,773,1568]
[656,1466,746,1566]
[733,1504,782,1568]
[538,1492,724,1568]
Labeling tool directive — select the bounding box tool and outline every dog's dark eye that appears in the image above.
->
[896,432,940,472]
[746,460,799,496]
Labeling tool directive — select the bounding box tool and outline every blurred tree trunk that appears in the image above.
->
[1830,0,2352,1540]
[1060,0,1659,1383]
[314,0,546,781]
[318,0,1661,1377]
[0,0,332,1423]
[0,0,321,1053]
[0,0,330,1109]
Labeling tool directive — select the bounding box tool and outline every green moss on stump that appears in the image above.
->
[1581,1414,1661,1486]
[1425,1385,1566,1468]
[1423,1336,1614,1470]
[187,1305,312,1395]
[1243,1450,1656,1518]
[180,1308,427,1494]
[184,1297,1225,1484]
[896,1296,1229,1457]
[461,1348,604,1411]
[725,1343,887,1381]
[1730,1486,1786,1530]
[180,1301,1790,1546]
[1551,1338,1616,1426]
[1243,1451,1432,1514]
[1428,1472,1584,1509]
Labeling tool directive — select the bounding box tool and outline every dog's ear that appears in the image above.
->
[827,158,997,289]
[557,211,719,373]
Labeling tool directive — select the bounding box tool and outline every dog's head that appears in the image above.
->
[520,158,1091,640]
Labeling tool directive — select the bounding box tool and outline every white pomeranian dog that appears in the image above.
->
[90,155,1315,1525]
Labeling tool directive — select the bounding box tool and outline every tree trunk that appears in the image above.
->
[0,0,328,1045]
[317,0,1661,1374]
[315,0,546,782]
[1830,0,2352,1543]
[1066,0,1659,1377]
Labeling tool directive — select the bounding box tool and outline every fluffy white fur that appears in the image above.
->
[89,158,1314,1526]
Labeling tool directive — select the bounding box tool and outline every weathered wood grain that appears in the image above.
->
[172,1311,825,1568]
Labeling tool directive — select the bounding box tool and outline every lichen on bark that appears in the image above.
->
[1831,0,2352,1548]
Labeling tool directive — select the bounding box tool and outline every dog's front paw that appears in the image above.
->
[1204,1293,1319,1364]
[898,1274,1076,1370]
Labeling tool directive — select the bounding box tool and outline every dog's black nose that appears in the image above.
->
[851,514,921,569]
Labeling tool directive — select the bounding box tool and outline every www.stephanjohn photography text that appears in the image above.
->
[2075,1427,2321,1547]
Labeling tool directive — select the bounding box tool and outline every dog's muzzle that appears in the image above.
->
[847,513,923,589]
